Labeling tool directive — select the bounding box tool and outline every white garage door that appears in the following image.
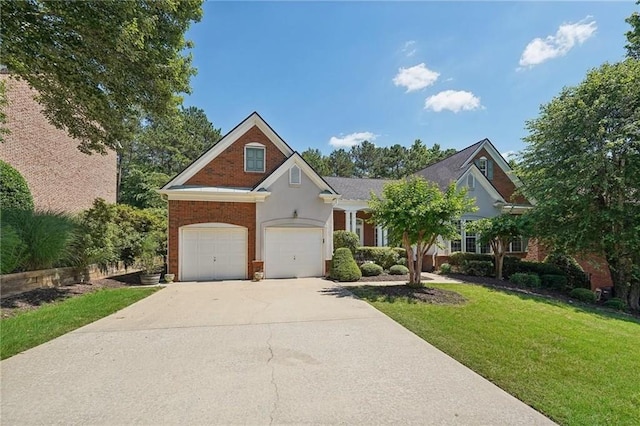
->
[180,226,247,281]
[265,228,323,279]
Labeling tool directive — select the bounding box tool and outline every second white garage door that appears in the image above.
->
[180,226,247,281]
[264,228,323,279]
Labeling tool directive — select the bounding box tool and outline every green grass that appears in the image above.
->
[1,287,159,360]
[351,283,640,426]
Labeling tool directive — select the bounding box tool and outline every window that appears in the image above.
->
[467,174,475,190]
[450,220,462,252]
[289,165,301,185]
[478,157,487,176]
[507,237,525,253]
[464,221,476,253]
[355,218,364,245]
[245,144,265,172]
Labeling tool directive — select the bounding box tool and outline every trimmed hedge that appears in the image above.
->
[449,252,493,266]
[461,260,493,277]
[440,263,452,273]
[0,160,34,211]
[330,247,362,282]
[603,298,625,311]
[543,252,590,290]
[570,288,596,304]
[541,274,568,290]
[333,231,360,255]
[510,273,541,288]
[360,262,383,277]
[389,265,409,275]
[503,260,563,279]
[355,247,399,269]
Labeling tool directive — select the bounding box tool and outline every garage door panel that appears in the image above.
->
[181,227,247,281]
[265,228,323,279]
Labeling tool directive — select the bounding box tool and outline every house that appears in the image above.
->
[328,138,531,269]
[0,74,117,212]
[160,112,613,288]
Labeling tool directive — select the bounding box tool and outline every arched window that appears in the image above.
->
[289,165,301,185]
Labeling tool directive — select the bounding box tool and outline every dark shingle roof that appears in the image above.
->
[414,139,486,190]
[322,176,394,200]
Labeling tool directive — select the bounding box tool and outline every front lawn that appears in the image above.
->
[1,287,159,359]
[351,283,640,426]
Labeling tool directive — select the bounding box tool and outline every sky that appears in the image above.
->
[183,1,637,158]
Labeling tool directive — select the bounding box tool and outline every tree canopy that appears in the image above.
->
[517,59,640,310]
[118,106,221,208]
[302,139,455,179]
[625,1,640,59]
[467,213,528,279]
[1,0,203,154]
[369,177,476,286]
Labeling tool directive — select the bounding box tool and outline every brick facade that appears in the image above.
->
[168,200,256,280]
[472,147,527,204]
[0,75,117,212]
[332,210,375,246]
[186,125,287,188]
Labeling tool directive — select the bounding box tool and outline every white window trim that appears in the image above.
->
[478,156,488,176]
[467,174,475,190]
[289,164,301,186]
[244,143,266,173]
[355,218,364,246]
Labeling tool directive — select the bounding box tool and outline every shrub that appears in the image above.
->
[570,288,596,304]
[355,247,398,269]
[392,247,407,258]
[461,260,493,277]
[330,247,362,282]
[389,265,409,275]
[396,257,407,266]
[0,224,27,274]
[333,231,360,255]
[543,252,590,290]
[503,260,563,279]
[440,263,452,273]
[510,273,541,288]
[448,252,493,266]
[603,298,626,311]
[0,160,34,211]
[360,262,383,277]
[541,274,568,291]
[1,209,77,271]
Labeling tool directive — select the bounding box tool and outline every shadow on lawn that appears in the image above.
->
[445,274,640,325]
[321,284,467,305]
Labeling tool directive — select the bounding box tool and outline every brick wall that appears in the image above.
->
[472,147,527,204]
[333,210,345,231]
[186,125,287,188]
[0,75,117,212]
[356,211,375,246]
[168,200,256,280]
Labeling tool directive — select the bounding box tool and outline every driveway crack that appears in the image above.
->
[267,324,279,425]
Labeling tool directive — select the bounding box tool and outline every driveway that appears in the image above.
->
[1,278,553,425]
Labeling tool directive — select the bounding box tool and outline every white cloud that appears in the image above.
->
[501,151,517,160]
[393,63,440,92]
[519,17,597,69]
[329,131,377,148]
[424,90,482,113]
[402,40,417,57]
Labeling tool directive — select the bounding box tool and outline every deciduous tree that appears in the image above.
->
[625,1,640,59]
[368,177,475,287]
[1,0,203,154]
[518,59,640,310]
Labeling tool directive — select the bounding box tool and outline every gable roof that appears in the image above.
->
[414,139,485,191]
[322,176,394,201]
[254,153,339,195]
[161,112,295,190]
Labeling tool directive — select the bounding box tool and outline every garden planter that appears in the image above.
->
[254,271,264,281]
[140,273,161,286]
[164,273,175,283]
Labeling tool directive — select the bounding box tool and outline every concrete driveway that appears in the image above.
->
[1,278,553,425]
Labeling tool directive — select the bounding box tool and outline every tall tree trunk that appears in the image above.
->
[628,281,640,312]
[402,232,416,286]
[415,242,423,287]
[606,254,630,307]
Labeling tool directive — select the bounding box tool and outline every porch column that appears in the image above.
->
[382,228,388,246]
[345,210,351,234]
[350,211,358,233]
[376,225,383,247]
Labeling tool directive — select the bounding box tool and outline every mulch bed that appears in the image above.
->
[357,284,467,305]
[1,272,145,319]
[359,273,409,282]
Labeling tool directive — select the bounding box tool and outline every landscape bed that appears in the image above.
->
[350,282,640,426]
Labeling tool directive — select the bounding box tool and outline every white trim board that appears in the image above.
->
[460,139,524,189]
[458,165,506,203]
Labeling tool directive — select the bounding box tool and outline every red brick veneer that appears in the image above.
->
[472,147,528,204]
[186,125,287,188]
[168,200,256,280]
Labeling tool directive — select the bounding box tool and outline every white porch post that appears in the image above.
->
[382,228,388,246]
[345,210,351,234]
[376,225,383,247]
[351,211,357,233]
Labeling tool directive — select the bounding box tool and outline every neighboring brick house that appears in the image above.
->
[160,112,613,289]
[0,75,117,212]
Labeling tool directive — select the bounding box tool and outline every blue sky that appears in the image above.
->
[184,1,636,157]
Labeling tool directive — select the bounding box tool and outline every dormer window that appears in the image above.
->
[245,143,265,173]
[475,156,493,180]
[289,164,301,185]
